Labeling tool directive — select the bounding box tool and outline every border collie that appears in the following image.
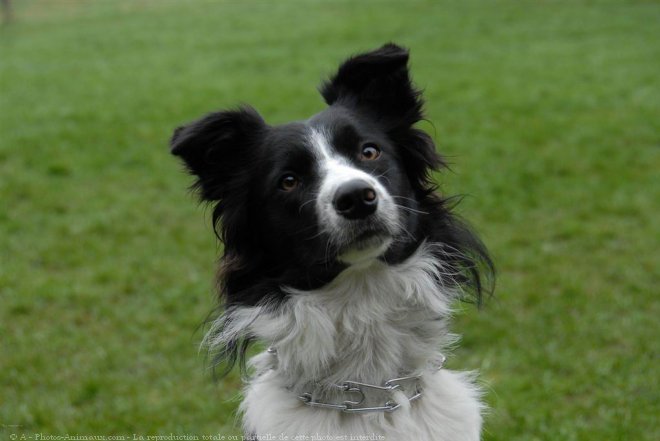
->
[171,43,494,441]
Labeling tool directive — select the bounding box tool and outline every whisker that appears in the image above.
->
[324,237,334,268]
[298,196,318,214]
[392,195,419,203]
[304,229,325,241]
[373,168,392,186]
[393,203,429,215]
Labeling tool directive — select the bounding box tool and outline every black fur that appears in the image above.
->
[171,43,494,375]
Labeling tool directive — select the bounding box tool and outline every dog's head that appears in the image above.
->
[171,44,491,309]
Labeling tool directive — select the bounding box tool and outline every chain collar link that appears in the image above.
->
[268,348,445,414]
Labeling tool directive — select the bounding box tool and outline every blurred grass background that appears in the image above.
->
[1,1,658,440]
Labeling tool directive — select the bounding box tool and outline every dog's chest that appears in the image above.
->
[269,249,454,386]
[216,246,455,387]
[238,246,483,440]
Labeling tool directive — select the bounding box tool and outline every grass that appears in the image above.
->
[1,1,658,439]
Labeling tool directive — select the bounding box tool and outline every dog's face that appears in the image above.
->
[171,44,471,306]
[253,106,414,267]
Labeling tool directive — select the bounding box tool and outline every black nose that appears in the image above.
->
[333,180,378,219]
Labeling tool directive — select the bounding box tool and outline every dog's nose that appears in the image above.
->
[333,180,378,219]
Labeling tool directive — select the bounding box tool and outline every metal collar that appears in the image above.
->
[268,348,446,414]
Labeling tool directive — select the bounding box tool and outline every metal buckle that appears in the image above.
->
[343,380,403,413]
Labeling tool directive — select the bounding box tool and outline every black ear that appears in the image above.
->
[170,106,266,201]
[323,44,443,194]
[320,43,423,128]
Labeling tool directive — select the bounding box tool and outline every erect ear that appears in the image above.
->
[170,106,266,201]
[320,43,423,128]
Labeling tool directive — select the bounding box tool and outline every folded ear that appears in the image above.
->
[320,43,423,128]
[170,106,266,201]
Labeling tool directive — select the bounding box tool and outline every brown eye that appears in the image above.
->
[279,174,299,191]
[360,144,381,160]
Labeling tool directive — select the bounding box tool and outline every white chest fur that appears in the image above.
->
[209,243,484,440]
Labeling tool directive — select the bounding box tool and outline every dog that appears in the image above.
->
[171,43,494,441]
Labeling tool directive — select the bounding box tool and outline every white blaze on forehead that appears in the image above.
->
[307,127,373,185]
[308,128,336,162]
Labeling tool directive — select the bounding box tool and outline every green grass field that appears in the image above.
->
[1,1,658,440]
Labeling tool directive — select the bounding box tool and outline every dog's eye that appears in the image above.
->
[279,174,300,191]
[360,144,381,161]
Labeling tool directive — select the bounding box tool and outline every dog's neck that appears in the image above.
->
[214,242,456,391]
